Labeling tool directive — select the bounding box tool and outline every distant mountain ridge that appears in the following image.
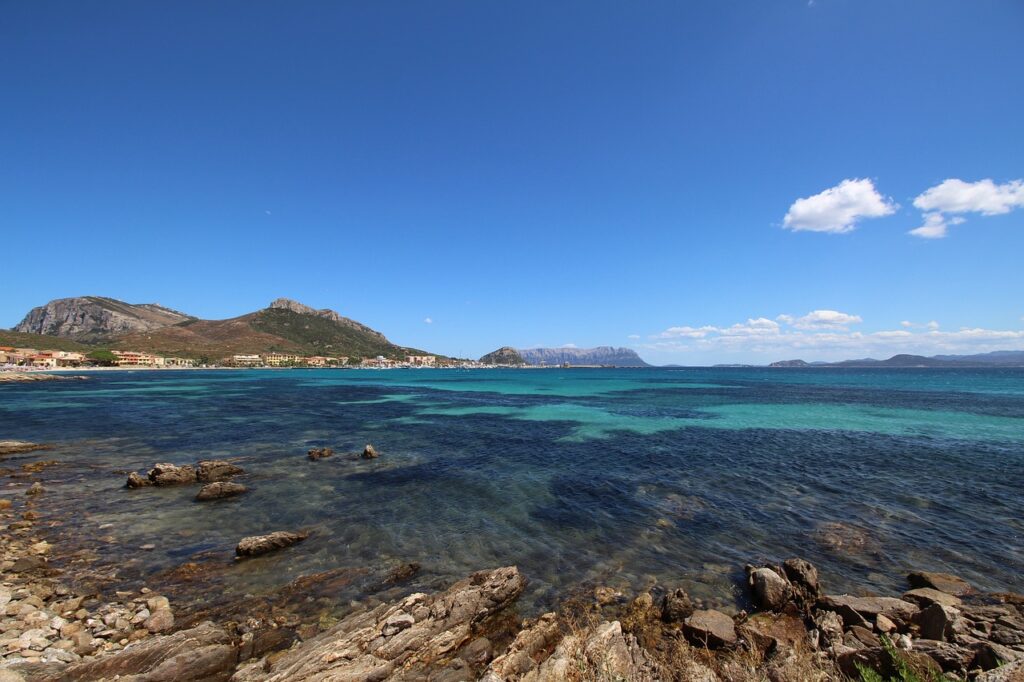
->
[771,351,1024,368]
[8,296,428,361]
[516,346,649,367]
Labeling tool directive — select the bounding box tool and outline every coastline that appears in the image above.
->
[2,442,1022,681]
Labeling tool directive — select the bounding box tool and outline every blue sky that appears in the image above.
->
[2,1,1022,364]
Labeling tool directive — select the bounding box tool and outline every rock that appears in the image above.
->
[913,638,974,674]
[917,603,960,641]
[908,570,973,596]
[683,609,737,648]
[782,557,820,600]
[875,614,896,633]
[975,659,1024,682]
[661,588,694,623]
[903,587,962,609]
[0,498,12,510]
[819,594,920,627]
[0,670,25,682]
[233,566,525,682]
[837,645,943,680]
[738,612,810,658]
[0,441,48,456]
[307,447,333,461]
[381,612,415,636]
[70,630,96,655]
[148,463,197,486]
[484,612,562,679]
[26,482,44,496]
[196,460,244,482]
[814,610,845,647]
[749,567,791,611]
[144,608,174,633]
[196,481,248,501]
[49,621,237,681]
[12,556,46,572]
[125,471,152,488]
[361,443,378,459]
[235,531,309,558]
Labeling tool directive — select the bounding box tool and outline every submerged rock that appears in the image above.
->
[196,460,244,482]
[26,482,44,496]
[148,463,197,486]
[907,570,974,596]
[0,440,49,456]
[125,471,152,488]
[361,443,378,459]
[307,447,333,461]
[235,531,309,558]
[196,481,248,501]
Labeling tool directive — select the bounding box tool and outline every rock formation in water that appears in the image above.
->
[517,346,649,367]
[479,347,525,365]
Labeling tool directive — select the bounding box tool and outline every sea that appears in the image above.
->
[1,367,1022,612]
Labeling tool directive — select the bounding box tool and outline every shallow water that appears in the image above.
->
[1,367,1022,611]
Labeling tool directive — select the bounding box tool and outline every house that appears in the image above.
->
[29,354,58,368]
[112,351,164,367]
[230,354,263,367]
[305,356,329,367]
[163,357,196,367]
[262,352,301,367]
[406,355,437,366]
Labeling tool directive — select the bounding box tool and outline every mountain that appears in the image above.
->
[14,296,192,342]
[479,347,525,365]
[768,359,809,368]
[932,350,1024,364]
[769,351,1024,368]
[516,346,649,367]
[9,297,431,362]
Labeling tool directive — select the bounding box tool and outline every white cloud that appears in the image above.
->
[900,320,913,328]
[783,178,897,234]
[927,320,940,330]
[793,309,862,329]
[627,334,640,340]
[423,317,433,324]
[910,178,1024,238]
[560,343,578,348]
[776,314,795,325]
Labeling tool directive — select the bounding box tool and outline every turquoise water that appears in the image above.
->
[1,367,1022,611]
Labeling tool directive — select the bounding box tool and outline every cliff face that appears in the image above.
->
[14,297,192,342]
[479,347,525,365]
[517,346,649,367]
[268,298,387,343]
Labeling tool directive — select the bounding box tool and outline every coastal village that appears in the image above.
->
[0,346,446,371]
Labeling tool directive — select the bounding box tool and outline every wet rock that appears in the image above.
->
[749,567,791,611]
[196,460,244,483]
[783,557,821,605]
[234,566,525,682]
[0,499,12,510]
[903,587,962,609]
[196,481,248,501]
[235,531,309,558]
[26,482,44,496]
[361,443,378,459]
[661,587,694,623]
[307,447,333,461]
[683,609,737,648]
[43,621,237,681]
[148,463,197,486]
[0,441,48,456]
[125,471,152,488]
[908,570,973,596]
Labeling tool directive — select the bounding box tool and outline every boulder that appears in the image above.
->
[917,603,960,641]
[196,460,244,482]
[913,638,974,674]
[749,567,791,611]
[145,608,175,633]
[903,587,962,609]
[148,463,197,486]
[233,566,525,682]
[783,558,820,600]
[126,471,152,488]
[683,609,737,648]
[307,447,333,461]
[908,571,973,596]
[661,588,694,623]
[196,481,248,501]
[41,621,237,682]
[361,443,378,459]
[235,531,309,558]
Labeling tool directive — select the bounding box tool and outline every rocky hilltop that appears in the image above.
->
[14,297,192,342]
[479,347,525,365]
[268,298,387,343]
[518,346,649,367]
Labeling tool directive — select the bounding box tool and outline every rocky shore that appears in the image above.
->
[0,373,86,384]
[1,441,1023,681]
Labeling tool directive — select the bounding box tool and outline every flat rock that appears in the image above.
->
[196,460,244,482]
[903,587,962,609]
[908,571,973,596]
[233,566,525,682]
[196,481,248,501]
[235,531,309,558]
[683,609,737,648]
[40,621,237,682]
[819,594,920,625]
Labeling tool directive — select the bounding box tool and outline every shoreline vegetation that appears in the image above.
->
[0,441,1021,681]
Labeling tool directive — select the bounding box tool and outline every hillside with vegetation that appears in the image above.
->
[0,330,95,352]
